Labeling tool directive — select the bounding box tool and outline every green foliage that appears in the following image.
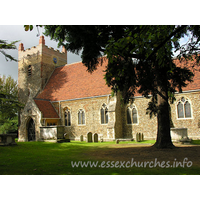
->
[191,140,200,145]
[24,25,33,31]
[0,116,18,134]
[24,25,42,31]
[43,25,129,72]
[0,39,19,61]
[176,25,200,62]
[0,75,23,133]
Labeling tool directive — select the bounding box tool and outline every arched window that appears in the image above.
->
[101,103,108,124]
[127,105,138,124]
[132,107,138,124]
[177,97,192,119]
[28,65,32,77]
[127,107,132,124]
[78,109,85,125]
[64,108,71,126]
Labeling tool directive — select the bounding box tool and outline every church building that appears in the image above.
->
[18,36,200,142]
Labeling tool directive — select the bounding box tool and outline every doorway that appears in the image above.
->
[27,118,35,141]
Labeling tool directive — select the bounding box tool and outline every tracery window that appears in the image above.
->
[78,109,85,125]
[127,105,138,124]
[101,103,108,124]
[64,108,71,126]
[177,97,192,119]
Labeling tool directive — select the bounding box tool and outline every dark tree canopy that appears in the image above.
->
[25,25,200,148]
[43,25,199,101]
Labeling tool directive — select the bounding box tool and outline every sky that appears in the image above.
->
[0,25,82,80]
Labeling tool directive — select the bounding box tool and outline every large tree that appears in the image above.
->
[0,75,23,134]
[0,38,22,133]
[26,25,200,148]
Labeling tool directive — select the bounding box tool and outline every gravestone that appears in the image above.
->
[6,136,13,144]
[87,132,92,142]
[0,134,17,146]
[94,133,98,142]
[136,133,139,142]
[57,132,70,142]
[138,133,141,142]
[170,128,188,141]
[80,135,83,142]
[116,139,119,144]
[99,134,103,142]
[141,133,144,141]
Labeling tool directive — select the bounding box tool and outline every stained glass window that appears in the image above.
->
[127,108,132,124]
[65,108,71,126]
[177,98,192,119]
[184,101,191,118]
[127,106,138,124]
[101,104,109,124]
[177,102,184,118]
[105,108,109,124]
[101,107,105,124]
[78,109,85,125]
[132,108,138,124]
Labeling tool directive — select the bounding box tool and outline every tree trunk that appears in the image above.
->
[153,86,175,149]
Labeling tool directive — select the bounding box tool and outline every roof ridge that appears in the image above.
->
[64,60,83,66]
[57,55,107,68]
[54,61,83,69]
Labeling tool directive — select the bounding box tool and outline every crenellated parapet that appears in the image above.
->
[18,36,67,65]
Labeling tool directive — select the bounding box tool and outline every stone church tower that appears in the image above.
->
[18,36,67,141]
[18,36,67,104]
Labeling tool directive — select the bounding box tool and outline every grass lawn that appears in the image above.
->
[0,140,200,175]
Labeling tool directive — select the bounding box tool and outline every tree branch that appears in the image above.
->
[147,25,187,60]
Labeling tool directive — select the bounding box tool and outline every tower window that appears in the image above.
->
[28,65,32,77]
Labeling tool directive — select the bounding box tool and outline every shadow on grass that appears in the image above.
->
[0,140,200,175]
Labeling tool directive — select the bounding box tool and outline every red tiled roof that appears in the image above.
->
[34,99,59,118]
[37,59,112,101]
[173,58,200,91]
[36,58,200,103]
